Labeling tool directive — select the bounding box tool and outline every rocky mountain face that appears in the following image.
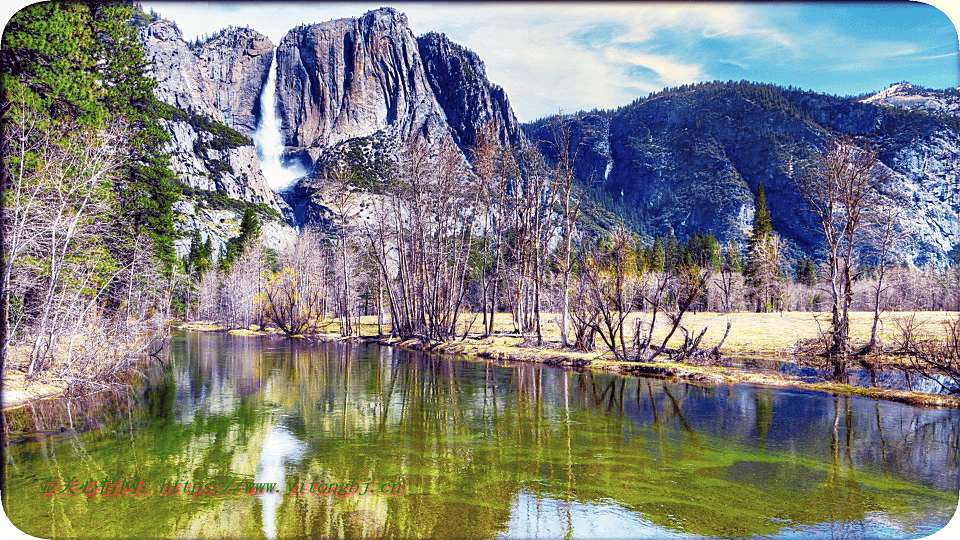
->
[138,20,296,257]
[138,21,274,136]
[273,8,526,225]
[275,9,449,154]
[139,8,956,269]
[527,81,959,268]
[138,8,527,255]
[417,32,524,150]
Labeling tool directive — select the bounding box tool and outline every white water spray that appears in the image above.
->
[253,49,308,191]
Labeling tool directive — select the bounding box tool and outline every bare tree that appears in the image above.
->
[469,122,515,336]
[577,227,641,360]
[1,102,124,378]
[263,228,328,335]
[326,162,360,337]
[641,266,710,362]
[544,116,587,348]
[715,241,745,313]
[220,239,268,329]
[896,315,960,395]
[365,135,477,341]
[862,197,908,353]
[800,137,890,378]
[506,144,559,344]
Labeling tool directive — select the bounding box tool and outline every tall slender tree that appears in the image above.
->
[801,137,890,377]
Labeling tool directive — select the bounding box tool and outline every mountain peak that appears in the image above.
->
[860,82,959,115]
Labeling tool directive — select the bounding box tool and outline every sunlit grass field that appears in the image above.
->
[341,310,960,361]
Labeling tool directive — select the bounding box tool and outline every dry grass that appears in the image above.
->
[3,319,166,410]
[345,311,960,359]
[178,310,960,361]
[344,310,960,408]
[1,369,66,411]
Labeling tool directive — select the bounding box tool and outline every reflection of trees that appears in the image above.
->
[5,332,958,539]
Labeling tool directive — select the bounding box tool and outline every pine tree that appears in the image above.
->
[752,182,773,241]
[663,231,679,274]
[745,182,782,312]
[238,207,261,244]
[219,207,262,271]
[650,235,664,272]
[3,1,181,277]
[797,258,818,286]
[90,1,181,274]
[724,239,744,273]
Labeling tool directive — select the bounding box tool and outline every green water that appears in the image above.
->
[3,330,958,539]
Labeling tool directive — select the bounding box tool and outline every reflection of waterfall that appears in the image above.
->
[255,424,306,540]
[253,49,308,191]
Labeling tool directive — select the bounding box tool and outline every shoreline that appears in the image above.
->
[362,333,959,409]
[218,318,960,409]
[4,313,957,412]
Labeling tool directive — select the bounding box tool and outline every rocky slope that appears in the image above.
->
[274,8,527,226]
[139,20,273,136]
[417,32,524,150]
[138,19,296,257]
[527,81,959,268]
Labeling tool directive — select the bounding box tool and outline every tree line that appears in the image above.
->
[182,114,959,381]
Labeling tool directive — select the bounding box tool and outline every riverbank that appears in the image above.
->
[2,323,166,411]
[179,311,960,409]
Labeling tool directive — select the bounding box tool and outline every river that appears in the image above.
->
[3,330,959,539]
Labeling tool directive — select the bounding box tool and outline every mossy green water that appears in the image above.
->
[3,331,957,539]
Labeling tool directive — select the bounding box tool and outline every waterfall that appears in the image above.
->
[253,49,308,191]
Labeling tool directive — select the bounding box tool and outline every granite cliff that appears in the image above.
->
[137,8,528,251]
[137,7,956,268]
[273,8,527,226]
[417,32,524,150]
[275,9,449,155]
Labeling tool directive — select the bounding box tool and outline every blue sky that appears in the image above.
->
[3,2,959,121]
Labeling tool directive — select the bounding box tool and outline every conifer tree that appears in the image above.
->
[745,182,782,312]
[797,258,818,286]
[724,239,744,273]
[650,235,664,272]
[752,182,773,241]
[663,231,679,274]
[3,1,180,277]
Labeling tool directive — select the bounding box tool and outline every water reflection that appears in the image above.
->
[3,330,958,540]
[256,424,306,540]
[723,357,958,394]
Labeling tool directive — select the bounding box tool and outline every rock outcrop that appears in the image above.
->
[417,32,524,150]
[138,9,533,246]
[139,20,273,136]
[861,82,960,116]
[272,8,532,229]
[138,19,296,257]
[275,8,451,151]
